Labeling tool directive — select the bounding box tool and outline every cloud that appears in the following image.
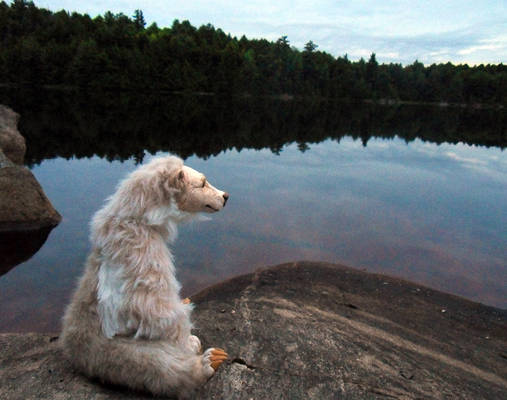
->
[456,34,507,65]
[444,152,487,166]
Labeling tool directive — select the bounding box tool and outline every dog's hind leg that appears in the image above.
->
[62,323,227,399]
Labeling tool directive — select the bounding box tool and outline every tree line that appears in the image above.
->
[0,0,506,104]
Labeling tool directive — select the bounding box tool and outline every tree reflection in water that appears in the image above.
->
[0,89,504,166]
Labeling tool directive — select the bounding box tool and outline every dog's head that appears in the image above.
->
[124,156,228,214]
[91,156,228,245]
[172,165,229,214]
[110,156,228,224]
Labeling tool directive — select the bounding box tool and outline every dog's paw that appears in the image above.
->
[187,334,202,354]
[202,348,228,375]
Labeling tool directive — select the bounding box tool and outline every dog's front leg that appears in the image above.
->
[121,279,191,341]
[180,298,202,353]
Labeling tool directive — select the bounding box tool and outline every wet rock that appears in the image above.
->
[0,105,25,165]
[1,262,506,399]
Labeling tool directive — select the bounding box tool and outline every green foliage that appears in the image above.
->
[0,1,505,104]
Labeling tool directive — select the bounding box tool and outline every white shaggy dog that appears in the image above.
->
[60,156,229,398]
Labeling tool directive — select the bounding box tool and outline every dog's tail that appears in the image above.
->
[60,255,223,398]
[60,301,223,398]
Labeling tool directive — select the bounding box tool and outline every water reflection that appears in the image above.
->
[0,90,505,332]
[0,227,54,276]
[0,89,504,166]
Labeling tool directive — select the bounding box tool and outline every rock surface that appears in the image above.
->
[0,151,61,231]
[0,104,61,231]
[0,105,25,165]
[1,262,506,399]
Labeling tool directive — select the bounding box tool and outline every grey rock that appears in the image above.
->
[1,262,506,399]
[0,105,25,165]
[0,151,61,231]
[0,104,61,232]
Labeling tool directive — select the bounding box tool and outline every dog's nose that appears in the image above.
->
[223,192,229,206]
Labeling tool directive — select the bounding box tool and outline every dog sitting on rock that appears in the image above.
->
[60,156,229,398]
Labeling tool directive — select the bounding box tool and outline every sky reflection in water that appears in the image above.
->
[0,137,506,331]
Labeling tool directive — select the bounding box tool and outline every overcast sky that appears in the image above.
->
[36,0,506,65]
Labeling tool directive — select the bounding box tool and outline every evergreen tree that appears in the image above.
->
[304,40,318,52]
[366,53,378,97]
[133,9,145,31]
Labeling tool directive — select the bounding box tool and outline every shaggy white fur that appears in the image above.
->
[60,155,229,399]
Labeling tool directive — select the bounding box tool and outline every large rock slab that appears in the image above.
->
[1,262,506,399]
[0,151,61,231]
[193,262,507,399]
[0,105,25,165]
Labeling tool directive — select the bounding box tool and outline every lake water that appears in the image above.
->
[0,91,506,332]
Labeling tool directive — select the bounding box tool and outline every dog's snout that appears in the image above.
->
[223,192,229,206]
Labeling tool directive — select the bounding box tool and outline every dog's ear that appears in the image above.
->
[177,169,185,182]
[169,168,186,190]
[160,168,185,194]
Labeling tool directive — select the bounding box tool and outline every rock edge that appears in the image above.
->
[1,261,506,399]
[0,105,61,231]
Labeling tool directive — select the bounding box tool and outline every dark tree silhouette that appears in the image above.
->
[0,1,505,105]
[0,88,504,166]
[133,9,145,30]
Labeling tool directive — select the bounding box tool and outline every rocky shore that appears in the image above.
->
[0,104,61,276]
[1,261,505,399]
[0,104,61,232]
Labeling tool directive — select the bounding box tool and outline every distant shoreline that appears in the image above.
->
[0,83,504,110]
[2,2,505,108]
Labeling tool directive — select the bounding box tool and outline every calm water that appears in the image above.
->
[0,91,506,332]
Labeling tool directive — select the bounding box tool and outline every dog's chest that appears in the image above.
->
[97,262,130,337]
